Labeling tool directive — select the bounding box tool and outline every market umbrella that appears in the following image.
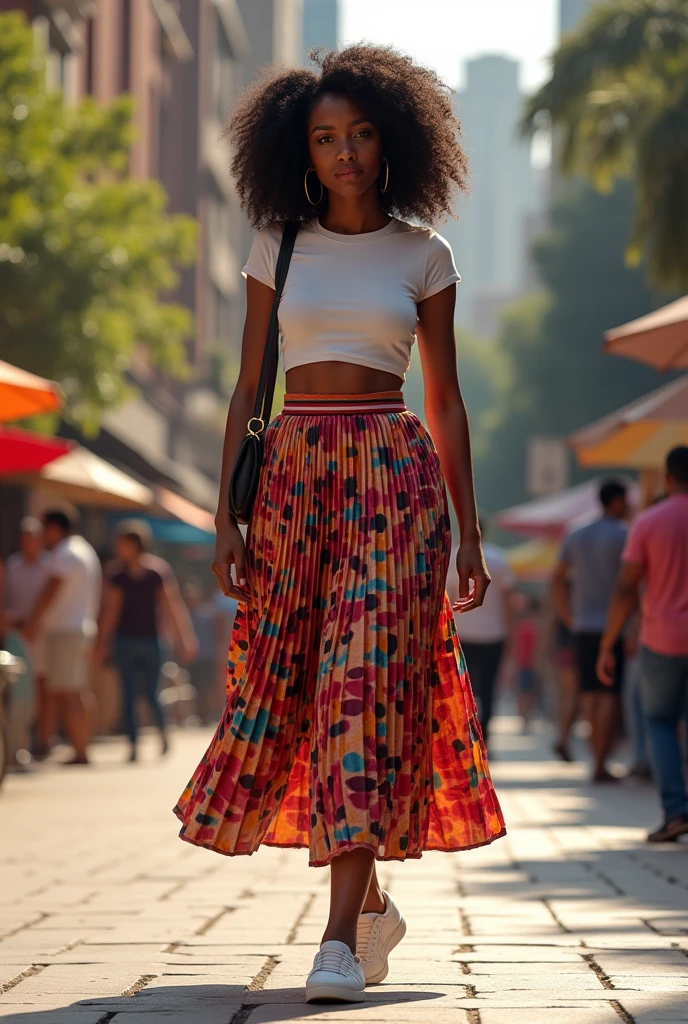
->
[9,447,154,509]
[38,448,154,509]
[0,360,62,421]
[506,538,560,583]
[495,477,639,540]
[0,426,72,475]
[570,375,688,469]
[604,295,688,372]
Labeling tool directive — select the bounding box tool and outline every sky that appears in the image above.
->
[339,0,559,94]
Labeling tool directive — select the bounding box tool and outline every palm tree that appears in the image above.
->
[522,0,688,291]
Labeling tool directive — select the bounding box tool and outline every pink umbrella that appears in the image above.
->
[495,477,641,540]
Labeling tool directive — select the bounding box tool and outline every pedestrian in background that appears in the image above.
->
[553,480,628,783]
[446,524,517,748]
[24,509,101,766]
[515,594,540,732]
[598,447,688,842]
[551,614,579,762]
[95,520,197,763]
[182,580,220,724]
[4,517,49,759]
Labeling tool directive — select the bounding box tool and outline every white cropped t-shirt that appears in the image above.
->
[241,217,460,379]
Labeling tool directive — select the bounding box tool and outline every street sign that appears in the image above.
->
[527,437,570,497]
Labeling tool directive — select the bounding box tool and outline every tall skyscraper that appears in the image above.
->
[560,0,595,35]
[443,55,540,335]
[303,0,338,61]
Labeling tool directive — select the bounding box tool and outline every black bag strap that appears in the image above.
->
[252,221,299,428]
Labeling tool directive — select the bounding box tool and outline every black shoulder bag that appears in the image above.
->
[228,220,299,525]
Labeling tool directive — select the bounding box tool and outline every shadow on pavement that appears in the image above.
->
[0,986,446,1023]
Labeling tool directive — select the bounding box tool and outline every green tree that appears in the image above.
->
[0,13,197,428]
[475,180,666,513]
[521,0,688,291]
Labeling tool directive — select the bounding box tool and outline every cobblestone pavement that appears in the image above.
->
[1,717,688,1024]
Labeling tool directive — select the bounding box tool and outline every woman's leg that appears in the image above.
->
[555,661,579,757]
[322,848,378,953]
[362,862,386,915]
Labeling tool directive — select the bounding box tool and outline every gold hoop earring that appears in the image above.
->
[304,166,324,206]
[380,156,389,193]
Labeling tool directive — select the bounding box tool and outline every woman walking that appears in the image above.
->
[97,521,197,762]
[174,44,505,1003]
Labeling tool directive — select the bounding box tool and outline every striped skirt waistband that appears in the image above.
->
[282,391,406,415]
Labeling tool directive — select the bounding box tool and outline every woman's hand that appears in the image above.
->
[211,520,250,603]
[451,538,491,613]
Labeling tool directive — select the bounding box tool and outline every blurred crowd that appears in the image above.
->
[0,510,237,770]
[2,446,687,844]
[446,445,688,843]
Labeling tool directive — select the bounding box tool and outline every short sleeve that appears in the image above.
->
[149,569,164,590]
[420,230,461,302]
[49,548,71,580]
[241,224,281,290]
[623,517,647,568]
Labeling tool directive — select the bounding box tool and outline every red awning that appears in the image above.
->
[0,426,72,476]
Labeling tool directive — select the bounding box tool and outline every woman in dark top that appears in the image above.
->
[96,521,197,762]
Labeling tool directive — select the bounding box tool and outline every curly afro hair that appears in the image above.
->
[225,43,468,229]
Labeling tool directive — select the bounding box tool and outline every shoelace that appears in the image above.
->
[312,948,361,975]
[355,915,381,963]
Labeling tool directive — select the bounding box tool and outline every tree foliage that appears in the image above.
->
[0,13,197,428]
[522,0,688,290]
[474,179,666,513]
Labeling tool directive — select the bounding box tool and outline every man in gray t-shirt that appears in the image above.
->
[554,481,629,782]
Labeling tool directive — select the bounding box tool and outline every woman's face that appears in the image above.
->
[307,93,384,200]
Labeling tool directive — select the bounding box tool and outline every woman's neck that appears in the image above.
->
[318,193,390,236]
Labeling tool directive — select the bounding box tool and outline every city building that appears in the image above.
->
[443,55,541,336]
[0,0,303,514]
[302,0,338,62]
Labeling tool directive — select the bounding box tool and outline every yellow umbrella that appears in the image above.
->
[570,375,688,469]
[506,539,559,583]
[0,360,62,421]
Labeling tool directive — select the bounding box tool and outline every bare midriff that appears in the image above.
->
[285,361,404,396]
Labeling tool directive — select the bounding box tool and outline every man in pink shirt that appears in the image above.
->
[598,446,688,842]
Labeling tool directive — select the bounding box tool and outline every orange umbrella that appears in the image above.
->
[570,375,688,469]
[0,360,62,421]
[604,295,688,371]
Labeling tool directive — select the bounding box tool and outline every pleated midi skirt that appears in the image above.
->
[174,392,505,867]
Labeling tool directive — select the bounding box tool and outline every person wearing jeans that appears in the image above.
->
[598,446,688,842]
[95,520,197,762]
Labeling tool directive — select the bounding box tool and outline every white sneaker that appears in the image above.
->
[356,889,406,984]
[305,939,366,1003]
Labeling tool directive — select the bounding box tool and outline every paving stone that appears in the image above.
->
[2,725,688,1022]
[479,1010,621,1024]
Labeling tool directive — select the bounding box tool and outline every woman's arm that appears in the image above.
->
[212,274,275,601]
[415,284,490,610]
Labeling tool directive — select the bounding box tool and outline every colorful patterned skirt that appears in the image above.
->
[174,392,505,867]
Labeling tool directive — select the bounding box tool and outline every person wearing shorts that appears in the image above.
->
[554,481,628,782]
[24,509,101,766]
